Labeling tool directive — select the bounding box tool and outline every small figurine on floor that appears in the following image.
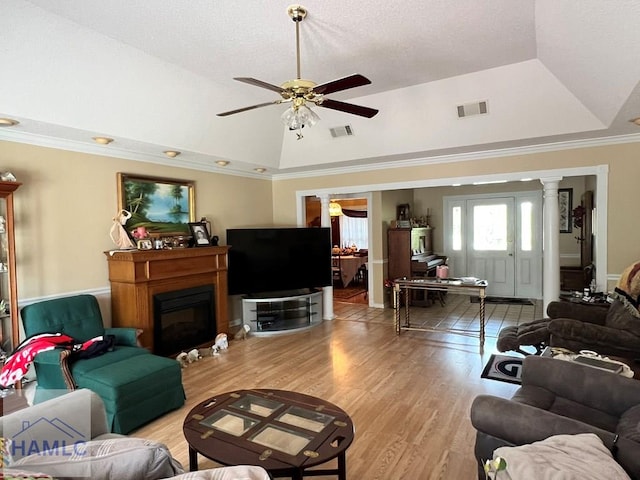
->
[234,324,251,341]
[187,348,201,363]
[176,352,188,368]
[211,333,229,355]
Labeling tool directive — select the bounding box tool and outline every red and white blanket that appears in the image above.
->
[0,333,107,387]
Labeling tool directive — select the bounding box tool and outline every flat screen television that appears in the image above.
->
[227,227,332,296]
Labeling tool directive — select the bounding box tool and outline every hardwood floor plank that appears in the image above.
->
[133,296,533,478]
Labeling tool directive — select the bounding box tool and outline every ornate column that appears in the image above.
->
[319,194,335,320]
[540,177,562,311]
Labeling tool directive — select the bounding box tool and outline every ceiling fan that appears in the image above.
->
[217,5,378,138]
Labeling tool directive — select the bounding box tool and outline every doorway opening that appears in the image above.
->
[305,196,369,304]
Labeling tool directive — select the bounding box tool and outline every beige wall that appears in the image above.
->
[273,142,640,303]
[4,139,640,307]
[0,140,273,300]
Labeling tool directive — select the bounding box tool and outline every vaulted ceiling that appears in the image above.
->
[1,1,639,177]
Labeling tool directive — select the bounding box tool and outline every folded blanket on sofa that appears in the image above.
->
[490,433,630,480]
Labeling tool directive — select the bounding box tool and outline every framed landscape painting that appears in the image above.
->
[117,173,195,235]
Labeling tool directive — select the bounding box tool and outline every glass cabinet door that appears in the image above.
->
[0,181,21,361]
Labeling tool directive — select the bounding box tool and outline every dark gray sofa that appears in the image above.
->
[497,299,640,358]
[470,355,640,479]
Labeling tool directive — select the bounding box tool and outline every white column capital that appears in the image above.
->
[539,177,563,188]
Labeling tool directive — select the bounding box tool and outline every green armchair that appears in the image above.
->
[20,294,185,434]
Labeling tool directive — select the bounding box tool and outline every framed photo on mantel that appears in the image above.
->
[189,222,211,246]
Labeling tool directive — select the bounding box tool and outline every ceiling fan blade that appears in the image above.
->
[217,101,282,117]
[318,98,379,118]
[312,74,372,96]
[233,77,284,94]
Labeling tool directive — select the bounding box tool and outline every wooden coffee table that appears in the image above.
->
[183,389,354,480]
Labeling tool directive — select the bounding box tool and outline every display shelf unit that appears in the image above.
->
[0,181,21,362]
[242,289,322,334]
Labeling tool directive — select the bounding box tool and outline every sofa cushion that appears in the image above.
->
[21,295,106,341]
[617,404,640,442]
[10,437,183,480]
[606,300,640,336]
[69,345,148,376]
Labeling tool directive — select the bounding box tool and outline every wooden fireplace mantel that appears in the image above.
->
[105,246,230,352]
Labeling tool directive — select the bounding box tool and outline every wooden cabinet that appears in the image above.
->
[387,227,433,280]
[0,181,21,360]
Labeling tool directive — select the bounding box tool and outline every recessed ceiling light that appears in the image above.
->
[163,150,181,158]
[92,136,114,145]
[216,160,230,166]
[631,117,640,126]
[0,118,19,127]
[254,168,267,173]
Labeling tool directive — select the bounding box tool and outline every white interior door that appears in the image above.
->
[467,198,515,296]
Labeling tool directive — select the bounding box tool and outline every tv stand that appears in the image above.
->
[242,290,322,334]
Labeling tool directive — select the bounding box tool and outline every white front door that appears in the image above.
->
[467,197,515,296]
[444,191,542,298]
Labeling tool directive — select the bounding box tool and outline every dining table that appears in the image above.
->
[333,255,367,288]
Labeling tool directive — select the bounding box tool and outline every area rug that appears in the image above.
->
[481,353,524,384]
[470,296,534,305]
[333,287,367,300]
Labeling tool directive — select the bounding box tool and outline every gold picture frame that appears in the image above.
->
[117,173,195,236]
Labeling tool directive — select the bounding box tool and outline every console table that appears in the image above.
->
[393,278,488,347]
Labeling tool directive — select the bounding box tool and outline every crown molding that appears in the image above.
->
[273,133,640,180]
[0,128,271,180]
[2,126,639,181]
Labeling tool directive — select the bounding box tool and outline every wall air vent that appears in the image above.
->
[329,125,354,138]
[457,101,488,118]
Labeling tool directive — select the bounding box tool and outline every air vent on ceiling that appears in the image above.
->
[457,101,488,118]
[329,125,354,138]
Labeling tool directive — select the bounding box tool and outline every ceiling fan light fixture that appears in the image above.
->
[281,103,320,131]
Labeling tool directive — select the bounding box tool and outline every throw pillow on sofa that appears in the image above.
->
[10,437,183,480]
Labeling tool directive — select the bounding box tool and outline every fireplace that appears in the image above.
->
[153,285,216,357]
[105,247,229,354]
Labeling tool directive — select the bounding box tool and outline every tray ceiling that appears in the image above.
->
[1,0,639,176]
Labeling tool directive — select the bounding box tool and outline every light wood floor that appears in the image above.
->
[134,295,541,479]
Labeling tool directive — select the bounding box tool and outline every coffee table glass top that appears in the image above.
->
[184,389,355,472]
[277,405,335,433]
[200,409,259,437]
[249,424,314,456]
[231,394,284,417]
